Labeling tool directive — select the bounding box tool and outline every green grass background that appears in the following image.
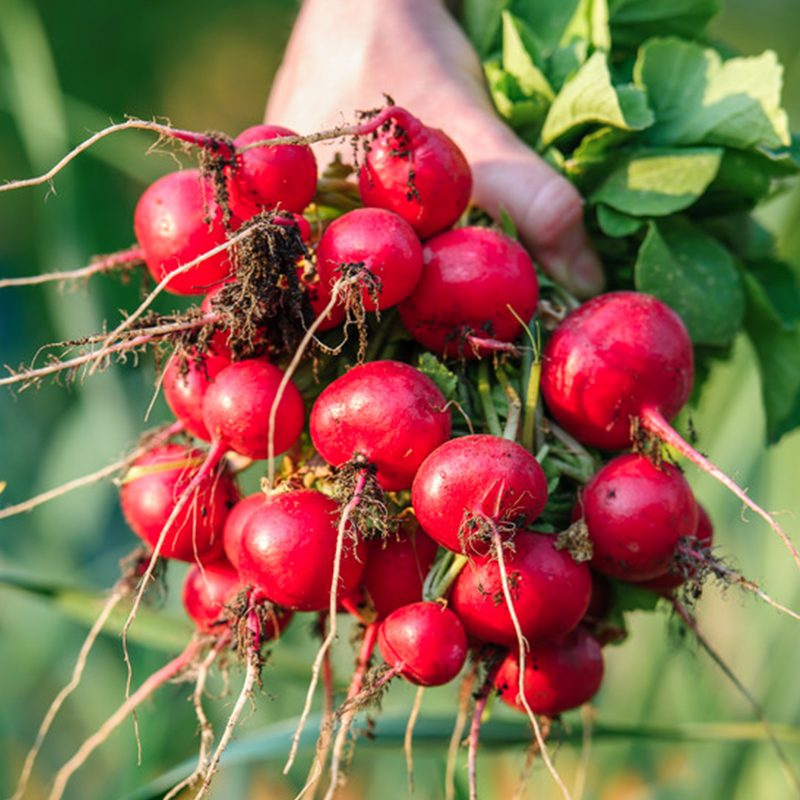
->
[1,0,799,798]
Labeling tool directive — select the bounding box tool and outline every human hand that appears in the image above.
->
[266,0,604,298]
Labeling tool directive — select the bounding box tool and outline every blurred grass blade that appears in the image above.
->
[0,568,192,651]
[118,712,800,800]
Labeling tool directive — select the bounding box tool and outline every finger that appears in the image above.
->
[465,131,605,299]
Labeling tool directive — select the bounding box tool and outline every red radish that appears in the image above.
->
[222,491,266,570]
[541,289,800,573]
[640,503,715,594]
[310,360,451,491]
[494,626,605,716]
[162,348,231,441]
[314,207,424,313]
[397,227,539,359]
[356,106,472,240]
[133,168,240,295]
[361,523,440,620]
[540,291,693,452]
[449,530,592,646]
[575,453,698,582]
[182,557,243,631]
[202,358,305,460]
[120,443,239,563]
[227,123,318,219]
[377,601,468,686]
[411,434,548,554]
[238,489,367,612]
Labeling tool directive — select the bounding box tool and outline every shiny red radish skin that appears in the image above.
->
[450,531,592,646]
[222,491,267,570]
[238,489,367,613]
[182,557,243,631]
[134,168,239,296]
[640,503,715,594]
[202,358,305,461]
[120,443,239,564]
[411,434,548,554]
[357,107,471,240]
[361,524,441,620]
[310,360,451,492]
[377,601,468,687]
[575,454,699,582]
[494,626,605,717]
[541,290,800,574]
[398,227,539,359]
[227,124,318,218]
[162,348,231,441]
[540,291,694,451]
[314,208,424,313]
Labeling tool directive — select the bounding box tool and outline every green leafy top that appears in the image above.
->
[460,0,800,444]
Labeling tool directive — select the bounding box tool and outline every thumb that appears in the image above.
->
[458,121,605,299]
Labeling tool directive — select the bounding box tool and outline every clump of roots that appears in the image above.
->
[202,212,313,360]
[333,455,394,541]
[555,518,593,562]
[195,130,236,226]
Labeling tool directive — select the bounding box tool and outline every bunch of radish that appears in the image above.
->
[5,102,796,800]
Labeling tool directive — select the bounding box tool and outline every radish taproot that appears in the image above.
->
[640,503,715,595]
[360,523,440,620]
[182,557,243,632]
[202,357,305,461]
[574,453,699,582]
[226,123,318,219]
[162,348,231,442]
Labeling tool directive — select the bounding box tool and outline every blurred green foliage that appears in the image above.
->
[0,1,799,799]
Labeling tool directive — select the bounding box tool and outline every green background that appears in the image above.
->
[1,0,800,798]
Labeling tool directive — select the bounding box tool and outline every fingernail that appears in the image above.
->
[567,247,605,299]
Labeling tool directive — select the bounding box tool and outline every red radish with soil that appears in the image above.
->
[310,360,452,491]
[314,207,424,314]
[540,290,799,571]
[225,123,318,218]
[356,106,472,240]
[411,434,548,554]
[449,530,593,645]
[238,489,367,612]
[119,443,239,563]
[398,226,539,359]
[133,168,240,295]
[574,453,699,582]
[494,626,605,717]
[6,93,799,800]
